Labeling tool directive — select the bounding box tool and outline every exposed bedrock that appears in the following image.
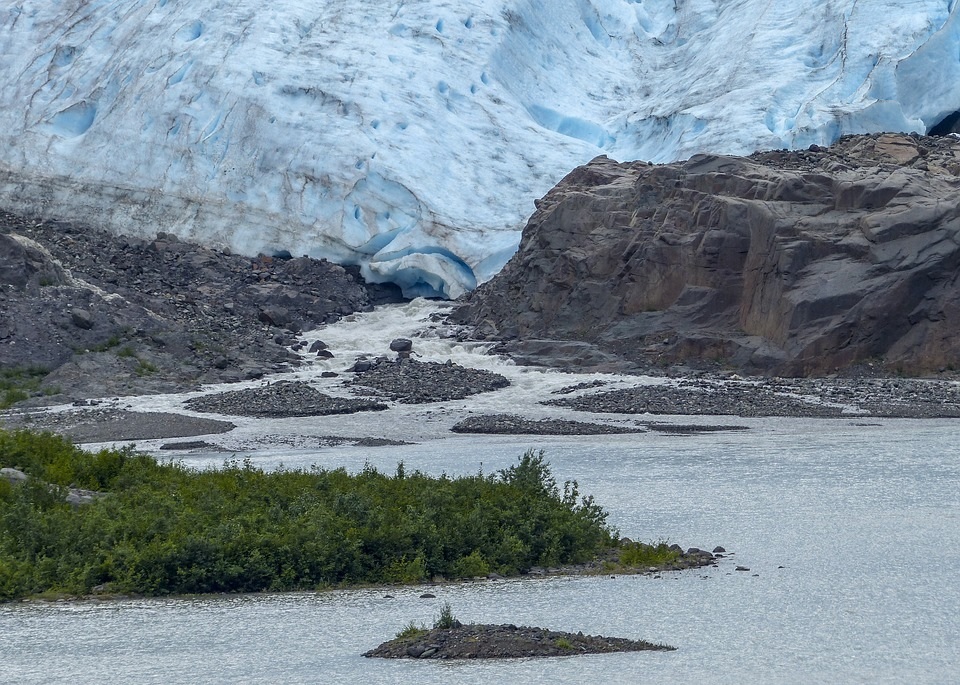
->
[0,211,396,400]
[453,133,960,376]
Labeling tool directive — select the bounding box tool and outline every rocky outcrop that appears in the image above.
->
[0,210,402,401]
[1,466,106,507]
[453,134,960,376]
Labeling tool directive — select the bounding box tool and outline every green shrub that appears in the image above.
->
[618,541,680,567]
[452,550,490,578]
[433,601,461,630]
[384,554,427,583]
[0,437,617,600]
[134,359,157,376]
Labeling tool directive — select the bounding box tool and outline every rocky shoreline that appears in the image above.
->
[183,380,388,418]
[545,375,960,419]
[3,371,959,446]
[0,408,235,443]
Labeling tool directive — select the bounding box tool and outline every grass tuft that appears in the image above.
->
[395,620,428,640]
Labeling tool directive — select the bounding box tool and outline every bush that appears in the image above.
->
[433,602,461,629]
[452,550,490,578]
[618,541,680,567]
[0,436,618,600]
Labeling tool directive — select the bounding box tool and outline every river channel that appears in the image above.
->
[4,418,959,684]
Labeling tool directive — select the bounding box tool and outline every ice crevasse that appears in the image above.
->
[2,0,960,298]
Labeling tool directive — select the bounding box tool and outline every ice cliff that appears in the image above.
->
[2,1,960,297]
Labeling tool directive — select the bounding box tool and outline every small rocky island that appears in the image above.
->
[365,623,673,659]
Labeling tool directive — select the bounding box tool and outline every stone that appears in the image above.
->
[308,340,328,353]
[258,306,290,328]
[65,490,97,507]
[70,309,95,330]
[713,546,726,553]
[0,467,28,484]
[389,337,413,352]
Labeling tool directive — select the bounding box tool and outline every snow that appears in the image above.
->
[1,1,959,298]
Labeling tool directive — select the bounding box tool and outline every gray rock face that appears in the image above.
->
[0,210,393,401]
[453,134,960,376]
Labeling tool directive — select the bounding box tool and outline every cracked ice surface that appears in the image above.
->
[2,1,959,297]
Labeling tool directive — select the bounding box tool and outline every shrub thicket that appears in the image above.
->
[0,429,615,600]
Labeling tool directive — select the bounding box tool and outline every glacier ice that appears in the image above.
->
[1,0,959,298]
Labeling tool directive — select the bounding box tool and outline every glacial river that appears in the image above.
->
[4,421,959,684]
[3,302,959,683]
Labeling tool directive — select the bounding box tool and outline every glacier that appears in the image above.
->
[2,0,960,298]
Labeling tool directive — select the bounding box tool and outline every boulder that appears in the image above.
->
[0,467,28,484]
[452,134,960,376]
[70,308,95,330]
[258,306,291,328]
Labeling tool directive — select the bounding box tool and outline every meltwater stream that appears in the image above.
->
[3,303,960,683]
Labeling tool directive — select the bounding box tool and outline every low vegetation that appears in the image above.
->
[394,601,461,640]
[0,367,55,409]
[615,540,681,568]
[0,430,619,600]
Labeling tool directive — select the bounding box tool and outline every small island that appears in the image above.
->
[365,623,674,659]
[0,428,720,601]
[366,603,673,659]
